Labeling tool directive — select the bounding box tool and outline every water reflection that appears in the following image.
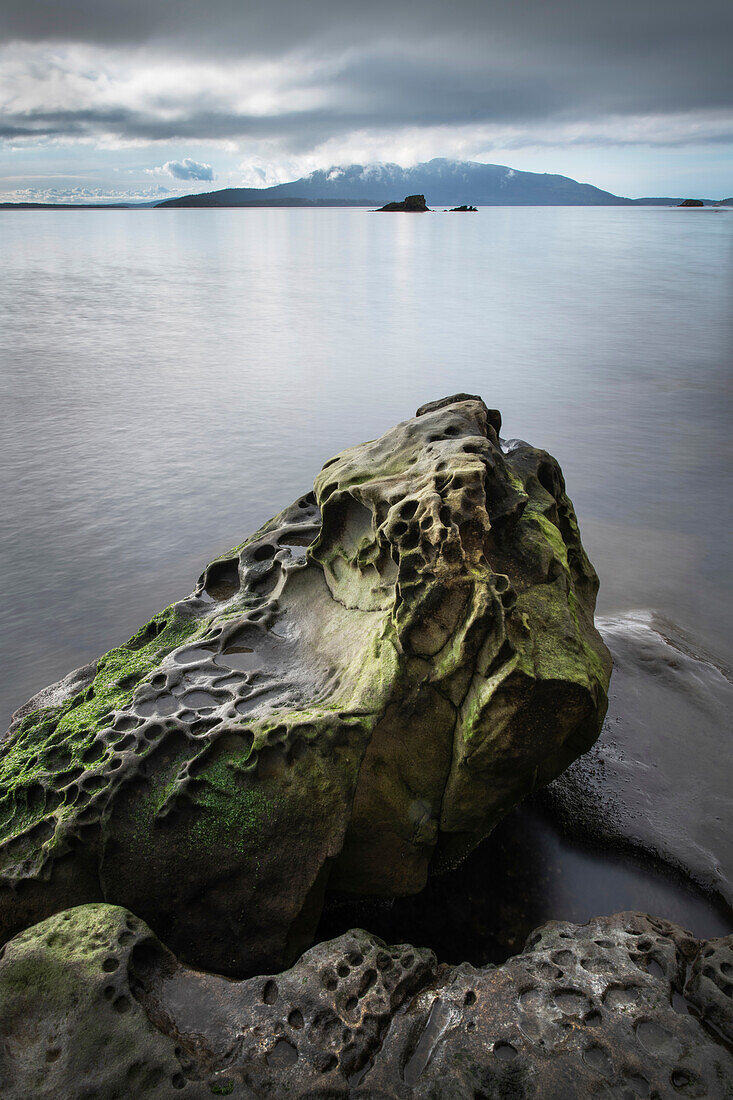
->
[1,208,730,730]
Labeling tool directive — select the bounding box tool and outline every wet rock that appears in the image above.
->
[543,611,733,907]
[134,920,438,1096]
[377,194,430,211]
[448,205,477,212]
[370,912,733,1098]
[685,933,733,1044]
[1,905,731,1098]
[0,396,610,975]
[316,798,731,972]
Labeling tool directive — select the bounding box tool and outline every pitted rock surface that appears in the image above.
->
[0,906,731,1098]
[0,396,610,974]
[0,904,187,1099]
[370,912,733,1099]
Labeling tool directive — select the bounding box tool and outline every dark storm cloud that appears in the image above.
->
[1,0,731,148]
[0,106,344,145]
[2,0,731,69]
[1,101,731,152]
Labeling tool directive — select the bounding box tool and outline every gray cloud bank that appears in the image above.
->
[1,0,731,151]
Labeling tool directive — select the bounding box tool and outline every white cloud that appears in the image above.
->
[151,158,214,180]
[0,40,332,144]
[2,184,172,204]
[228,111,733,187]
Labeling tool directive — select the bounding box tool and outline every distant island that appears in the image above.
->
[156,160,716,209]
[377,194,429,212]
[0,159,726,209]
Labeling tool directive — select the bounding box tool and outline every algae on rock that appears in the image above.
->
[0,396,611,975]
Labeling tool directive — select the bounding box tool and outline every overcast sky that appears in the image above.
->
[1,0,731,201]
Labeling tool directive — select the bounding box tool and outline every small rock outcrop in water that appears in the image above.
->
[449,205,477,212]
[677,198,705,207]
[377,194,429,211]
[0,396,610,975]
[0,903,731,1098]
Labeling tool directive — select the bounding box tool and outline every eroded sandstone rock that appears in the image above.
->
[0,905,731,1098]
[0,396,610,974]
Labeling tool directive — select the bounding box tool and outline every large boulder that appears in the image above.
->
[0,903,731,1098]
[0,396,610,974]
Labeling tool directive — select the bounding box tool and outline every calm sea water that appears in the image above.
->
[1,206,731,714]
[1,206,731,936]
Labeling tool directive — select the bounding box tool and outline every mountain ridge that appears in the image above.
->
[154,158,721,208]
[0,160,724,208]
[157,158,632,207]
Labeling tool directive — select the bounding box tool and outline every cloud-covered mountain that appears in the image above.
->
[157,159,633,207]
[1,1,730,199]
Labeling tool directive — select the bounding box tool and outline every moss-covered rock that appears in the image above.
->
[0,904,188,1099]
[0,396,610,974]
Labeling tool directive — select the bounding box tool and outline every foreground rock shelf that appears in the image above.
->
[0,396,610,976]
[0,903,731,1098]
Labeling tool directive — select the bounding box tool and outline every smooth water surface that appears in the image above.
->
[1,206,731,936]
[2,206,730,733]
